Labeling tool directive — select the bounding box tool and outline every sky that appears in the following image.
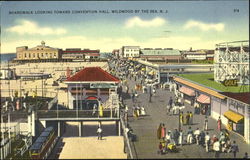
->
[0,1,249,53]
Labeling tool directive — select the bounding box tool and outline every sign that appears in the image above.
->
[223,79,238,86]
[90,83,116,88]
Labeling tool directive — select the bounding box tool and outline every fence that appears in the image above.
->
[37,109,120,119]
[120,114,134,159]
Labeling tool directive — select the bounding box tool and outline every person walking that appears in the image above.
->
[178,130,184,146]
[205,132,211,152]
[131,92,135,103]
[173,129,180,145]
[204,116,208,131]
[189,112,193,125]
[157,123,163,140]
[231,141,239,158]
[194,128,201,145]
[187,126,193,144]
[217,116,222,131]
[213,140,221,158]
[186,111,190,125]
[180,111,184,125]
[97,126,103,140]
[161,124,166,139]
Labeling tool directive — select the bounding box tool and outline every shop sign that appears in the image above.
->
[90,83,116,88]
[223,79,238,86]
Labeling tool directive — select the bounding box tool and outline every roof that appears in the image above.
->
[66,67,120,82]
[63,50,100,53]
[179,86,195,96]
[85,53,100,56]
[174,77,225,99]
[141,49,181,56]
[197,94,210,104]
[220,92,250,104]
[224,110,244,123]
[30,142,43,150]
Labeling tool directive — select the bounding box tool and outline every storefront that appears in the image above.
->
[179,86,195,105]
[223,110,244,135]
[196,94,211,115]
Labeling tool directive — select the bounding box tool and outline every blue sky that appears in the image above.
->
[1,1,249,53]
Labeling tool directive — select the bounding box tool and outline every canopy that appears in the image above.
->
[224,110,244,123]
[197,94,210,104]
[179,86,195,96]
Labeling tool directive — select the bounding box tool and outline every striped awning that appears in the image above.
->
[224,110,244,123]
[179,86,195,96]
[197,94,210,104]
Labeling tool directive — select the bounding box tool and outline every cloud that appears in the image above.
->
[6,19,67,35]
[184,20,224,31]
[125,16,166,28]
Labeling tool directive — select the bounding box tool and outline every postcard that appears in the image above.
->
[0,0,249,159]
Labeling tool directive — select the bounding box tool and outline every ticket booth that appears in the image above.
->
[224,110,244,135]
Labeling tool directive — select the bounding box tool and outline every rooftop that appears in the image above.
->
[66,67,120,82]
[178,73,250,93]
[220,92,250,104]
[141,49,181,56]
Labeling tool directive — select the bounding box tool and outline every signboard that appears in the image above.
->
[222,79,238,86]
[90,83,116,88]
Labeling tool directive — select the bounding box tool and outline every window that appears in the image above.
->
[45,53,48,58]
[33,53,35,58]
[29,53,31,58]
[37,48,39,50]
[24,53,27,58]
[41,53,43,57]
[50,53,52,58]
[54,53,56,57]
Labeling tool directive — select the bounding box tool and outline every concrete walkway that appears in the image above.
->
[122,72,250,158]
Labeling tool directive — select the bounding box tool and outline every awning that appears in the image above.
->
[224,110,244,123]
[86,96,98,100]
[197,94,210,104]
[179,86,195,96]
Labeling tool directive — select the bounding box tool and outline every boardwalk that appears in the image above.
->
[121,66,250,159]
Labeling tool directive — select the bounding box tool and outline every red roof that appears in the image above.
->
[220,92,250,104]
[66,67,120,82]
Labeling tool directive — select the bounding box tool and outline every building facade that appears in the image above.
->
[122,46,140,58]
[16,41,62,61]
[62,48,100,61]
[140,48,182,60]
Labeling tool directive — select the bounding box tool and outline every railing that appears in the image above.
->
[120,115,134,159]
[48,96,58,110]
[37,109,120,119]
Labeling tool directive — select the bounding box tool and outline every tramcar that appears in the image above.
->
[29,126,57,159]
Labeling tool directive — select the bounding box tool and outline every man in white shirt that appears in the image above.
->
[205,132,211,152]
[194,128,201,145]
[213,140,221,158]
[97,126,103,140]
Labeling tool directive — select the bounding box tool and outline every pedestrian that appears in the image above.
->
[180,111,184,125]
[161,124,166,139]
[131,92,135,103]
[243,152,249,159]
[92,104,97,116]
[231,141,239,158]
[173,129,180,145]
[168,97,173,109]
[204,116,208,131]
[200,130,205,146]
[189,112,193,125]
[187,126,193,144]
[157,123,163,139]
[99,103,103,117]
[178,130,184,146]
[205,132,211,152]
[213,140,221,158]
[217,116,222,131]
[186,111,190,125]
[194,128,200,145]
[97,126,103,140]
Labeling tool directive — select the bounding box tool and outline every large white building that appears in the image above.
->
[122,46,140,58]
